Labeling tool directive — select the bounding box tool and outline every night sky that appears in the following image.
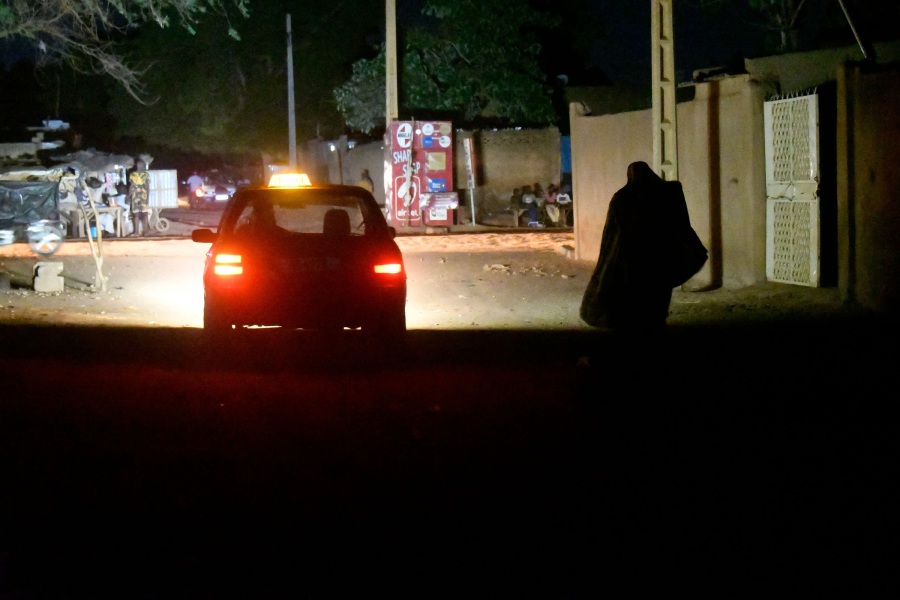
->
[0,0,895,144]
[2,2,891,82]
[566,0,884,86]
[588,1,767,84]
[1,1,884,82]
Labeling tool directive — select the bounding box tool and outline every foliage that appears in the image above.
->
[334,0,559,135]
[0,0,249,100]
[106,13,264,154]
[333,50,387,136]
[106,1,384,155]
[747,0,809,51]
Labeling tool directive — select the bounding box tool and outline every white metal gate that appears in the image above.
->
[148,169,178,208]
[764,92,820,287]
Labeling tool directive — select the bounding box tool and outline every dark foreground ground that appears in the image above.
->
[1,314,898,598]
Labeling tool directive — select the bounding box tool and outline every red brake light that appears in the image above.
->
[194,188,205,197]
[374,263,403,275]
[213,253,243,275]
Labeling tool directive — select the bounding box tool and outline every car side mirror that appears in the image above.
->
[388,226,396,239]
[191,228,217,243]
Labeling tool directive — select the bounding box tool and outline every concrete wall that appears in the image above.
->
[342,141,387,204]
[691,76,772,290]
[458,128,561,194]
[569,104,651,264]
[571,43,900,313]
[454,127,561,222]
[570,74,773,290]
[745,40,900,93]
[837,62,900,314]
[315,127,562,220]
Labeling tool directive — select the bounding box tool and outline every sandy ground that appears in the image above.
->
[1,229,895,598]
[0,229,854,330]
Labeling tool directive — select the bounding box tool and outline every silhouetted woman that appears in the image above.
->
[580,161,702,335]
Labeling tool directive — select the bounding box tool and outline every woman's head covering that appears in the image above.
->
[626,162,666,201]
[626,161,663,194]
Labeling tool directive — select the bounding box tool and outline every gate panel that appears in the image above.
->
[764,93,820,287]
[149,169,179,208]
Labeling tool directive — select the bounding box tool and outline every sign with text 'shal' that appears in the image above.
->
[389,120,453,226]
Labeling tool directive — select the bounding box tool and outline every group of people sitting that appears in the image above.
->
[510,182,573,227]
[58,158,154,238]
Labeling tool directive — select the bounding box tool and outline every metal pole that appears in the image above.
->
[836,0,876,62]
[338,148,344,184]
[462,136,477,225]
[651,0,678,181]
[385,0,399,126]
[384,0,399,223]
[286,14,297,168]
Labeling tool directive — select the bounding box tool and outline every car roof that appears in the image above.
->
[237,182,377,199]
[220,183,387,228]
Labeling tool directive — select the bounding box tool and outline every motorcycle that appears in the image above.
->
[0,219,66,256]
[1,172,67,256]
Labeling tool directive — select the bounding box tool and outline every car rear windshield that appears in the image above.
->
[223,188,385,237]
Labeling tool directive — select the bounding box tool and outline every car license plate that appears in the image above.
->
[215,193,229,201]
[293,258,325,272]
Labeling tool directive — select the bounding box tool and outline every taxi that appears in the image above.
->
[191,173,407,333]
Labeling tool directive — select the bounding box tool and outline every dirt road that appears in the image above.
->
[0,233,895,598]
[0,233,854,329]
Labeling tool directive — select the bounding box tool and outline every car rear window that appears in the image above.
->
[224,188,382,237]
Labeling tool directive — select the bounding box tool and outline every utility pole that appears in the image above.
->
[384,0,399,222]
[286,14,297,168]
[651,0,678,181]
[386,0,399,127]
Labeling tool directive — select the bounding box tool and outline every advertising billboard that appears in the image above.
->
[389,120,454,226]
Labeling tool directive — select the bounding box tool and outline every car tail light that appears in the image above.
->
[213,253,243,276]
[194,188,205,198]
[374,262,403,275]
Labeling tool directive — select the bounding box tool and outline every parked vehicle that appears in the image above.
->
[188,171,238,209]
[191,173,407,334]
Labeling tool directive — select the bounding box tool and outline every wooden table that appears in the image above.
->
[68,206,124,238]
[557,202,572,227]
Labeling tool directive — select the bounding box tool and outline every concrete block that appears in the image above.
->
[33,261,65,293]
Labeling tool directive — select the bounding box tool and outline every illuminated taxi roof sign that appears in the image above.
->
[268,173,311,188]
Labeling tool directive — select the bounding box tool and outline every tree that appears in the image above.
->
[333,49,387,136]
[0,0,249,100]
[334,0,559,135]
[695,0,854,53]
[745,0,808,51]
[106,12,263,154]
[102,1,384,155]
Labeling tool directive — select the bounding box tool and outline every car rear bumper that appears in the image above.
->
[205,282,406,329]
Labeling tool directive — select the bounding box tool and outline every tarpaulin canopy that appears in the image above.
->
[0,180,61,228]
[0,167,66,182]
[49,149,149,174]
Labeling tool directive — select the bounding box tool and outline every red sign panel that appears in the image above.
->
[390,120,453,226]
